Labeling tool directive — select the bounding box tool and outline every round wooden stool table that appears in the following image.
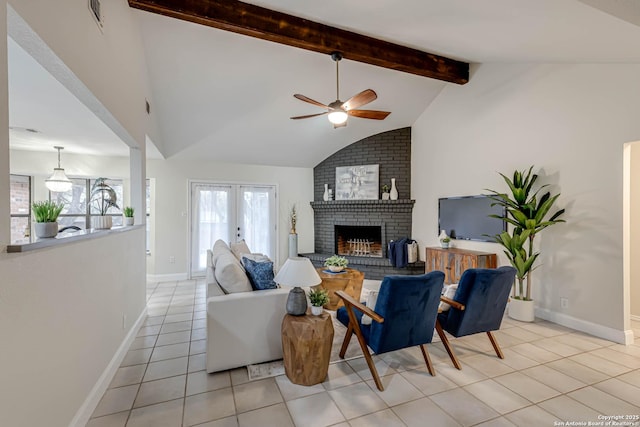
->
[313,267,364,310]
[281,311,334,386]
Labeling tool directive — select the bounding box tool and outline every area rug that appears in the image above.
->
[247,311,363,381]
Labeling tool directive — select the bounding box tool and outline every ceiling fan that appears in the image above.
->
[290,52,391,128]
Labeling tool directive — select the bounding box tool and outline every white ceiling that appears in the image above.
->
[8,0,640,167]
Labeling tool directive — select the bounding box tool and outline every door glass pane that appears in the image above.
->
[191,184,233,275]
[239,186,275,260]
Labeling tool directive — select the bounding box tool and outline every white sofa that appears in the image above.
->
[205,241,289,373]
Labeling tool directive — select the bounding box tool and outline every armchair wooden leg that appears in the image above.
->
[487,331,504,359]
[344,305,384,391]
[435,320,461,370]
[420,344,436,376]
[339,323,354,359]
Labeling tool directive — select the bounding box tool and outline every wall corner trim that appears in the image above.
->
[535,307,631,345]
[69,307,148,427]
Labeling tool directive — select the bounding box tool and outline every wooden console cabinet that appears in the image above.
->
[425,247,497,284]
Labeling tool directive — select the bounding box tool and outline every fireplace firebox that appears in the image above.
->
[335,225,383,258]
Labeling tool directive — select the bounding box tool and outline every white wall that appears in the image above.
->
[412,63,640,341]
[0,2,151,425]
[147,158,314,276]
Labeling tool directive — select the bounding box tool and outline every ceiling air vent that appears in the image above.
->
[89,0,103,29]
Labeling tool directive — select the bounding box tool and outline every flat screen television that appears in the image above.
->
[438,195,506,242]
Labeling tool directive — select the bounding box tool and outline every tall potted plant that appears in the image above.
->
[90,178,119,230]
[32,200,64,238]
[486,166,565,321]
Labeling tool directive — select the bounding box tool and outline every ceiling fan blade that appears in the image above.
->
[293,94,329,109]
[342,89,377,111]
[290,112,329,120]
[348,109,391,120]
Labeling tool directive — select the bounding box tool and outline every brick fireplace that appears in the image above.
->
[301,127,424,280]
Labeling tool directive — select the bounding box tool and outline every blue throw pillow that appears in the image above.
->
[242,257,278,290]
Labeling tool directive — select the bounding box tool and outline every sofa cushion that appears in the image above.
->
[243,257,278,290]
[240,253,271,266]
[230,240,251,261]
[215,252,253,294]
[212,239,232,265]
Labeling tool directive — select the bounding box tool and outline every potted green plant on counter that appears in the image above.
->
[308,288,329,315]
[487,166,565,322]
[32,200,64,238]
[90,178,119,229]
[123,206,135,226]
[324,255,348,272]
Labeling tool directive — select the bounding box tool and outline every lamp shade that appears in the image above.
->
[45,168,73,192]
[274,257,321,288]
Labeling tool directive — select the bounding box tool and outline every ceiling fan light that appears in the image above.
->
[328,110,348,125]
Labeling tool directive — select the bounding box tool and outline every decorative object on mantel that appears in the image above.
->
[90,178,119,230]
[486,166,565,322]
[381,184,390,200]
[288,204,298,258]
[274,257,321,315]
[44,146,73,193]
[389,178,399,200]
[308,288,329,315]
[32,200,64,238]
[123,206,135,226]
[323,184,329,201]
[324,254,348,272]
[439,230,451,249]
[328,189,333,200]
[335,164,379,200]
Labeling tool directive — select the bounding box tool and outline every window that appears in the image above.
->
[10,174,31,243]
[52,178,123,229]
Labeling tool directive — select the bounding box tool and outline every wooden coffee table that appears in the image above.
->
[281,311,334,386]
[313,267,364,310]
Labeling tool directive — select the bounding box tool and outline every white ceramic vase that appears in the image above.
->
[327,265,344,272]
[35,222,58,238]
[390,178,398,200]
[508,298,535,322]
[323,184,329,201]
[124,217,134,226]
[311,305,323,316]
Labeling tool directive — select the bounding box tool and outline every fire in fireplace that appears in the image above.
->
[335,225,383,258]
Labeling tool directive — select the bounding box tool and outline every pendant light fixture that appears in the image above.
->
[45,146,73,193]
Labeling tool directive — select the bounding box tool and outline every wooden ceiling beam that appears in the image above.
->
[128,0,469,84]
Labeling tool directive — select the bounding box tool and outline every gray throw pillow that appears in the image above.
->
[214,252,252,294]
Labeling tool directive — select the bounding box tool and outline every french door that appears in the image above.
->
[190,182,277,277]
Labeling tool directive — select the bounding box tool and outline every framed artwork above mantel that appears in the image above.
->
[335,164,379,200]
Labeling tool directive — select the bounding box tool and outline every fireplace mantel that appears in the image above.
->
[310,199,415,210]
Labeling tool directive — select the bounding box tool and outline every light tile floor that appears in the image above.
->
[87,279,640,427]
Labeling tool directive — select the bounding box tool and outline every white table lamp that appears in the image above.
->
[274,257,321,315]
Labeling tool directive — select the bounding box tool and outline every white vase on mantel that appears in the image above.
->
[390,178,398,200]
[323,184,329,201]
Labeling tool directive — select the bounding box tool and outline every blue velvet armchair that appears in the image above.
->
[436,266,517,369]
[336,272,445,391]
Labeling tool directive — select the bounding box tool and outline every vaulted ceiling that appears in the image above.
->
[8,0,640,167]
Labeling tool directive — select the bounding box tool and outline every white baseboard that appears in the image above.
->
[631,314,640,322]
[536,307,633,345]
[146,273,189,282]
[69,307,148,427]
